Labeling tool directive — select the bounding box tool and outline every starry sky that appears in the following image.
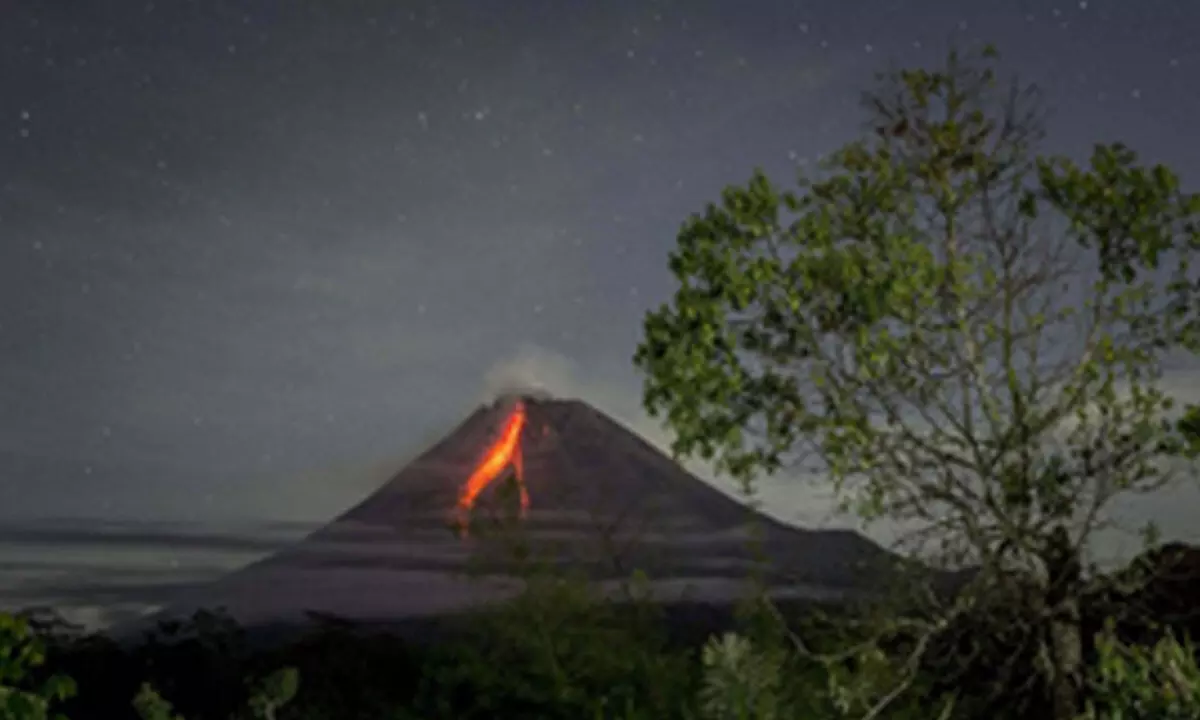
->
[2,0,1198,628]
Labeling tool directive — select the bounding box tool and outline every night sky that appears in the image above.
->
[2,0,1198,628]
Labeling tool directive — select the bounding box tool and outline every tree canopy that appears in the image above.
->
[634,45,1200,719]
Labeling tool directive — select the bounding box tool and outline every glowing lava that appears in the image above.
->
[455,400,530,530]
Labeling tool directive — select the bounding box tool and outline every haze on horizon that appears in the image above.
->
[2,0,1198,630]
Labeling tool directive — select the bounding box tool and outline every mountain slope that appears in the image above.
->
[143,395,899,629]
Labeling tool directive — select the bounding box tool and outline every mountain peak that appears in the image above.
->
[142,391,904,633]
[488,388,562,408]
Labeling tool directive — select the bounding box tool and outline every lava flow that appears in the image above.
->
[455,400,530,530]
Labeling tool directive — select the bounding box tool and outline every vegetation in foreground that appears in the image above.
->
[636,39,1200,720]
[4,40,1200,719]
[2,561,1200,720]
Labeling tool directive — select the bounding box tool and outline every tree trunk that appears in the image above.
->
[1041,526,1085,720]
[1047,598,1084,720]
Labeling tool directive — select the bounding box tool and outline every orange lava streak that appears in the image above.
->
[457,401,529,521]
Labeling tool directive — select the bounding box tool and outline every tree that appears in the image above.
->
[634,44,1200,720]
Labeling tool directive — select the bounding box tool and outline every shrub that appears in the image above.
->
[1082,623,1200,720]
[0,613,76,720]
[697,632,783,720]
[132,667,298,720]
[412,575,699,719]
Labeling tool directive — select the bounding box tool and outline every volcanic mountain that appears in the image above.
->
[145,395,899,631]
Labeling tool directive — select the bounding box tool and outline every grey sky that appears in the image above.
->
[1,0,1198,628]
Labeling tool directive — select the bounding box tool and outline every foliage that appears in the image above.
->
[131,683,186,720]
[132,667,297,720]
[413,574,699,720]
[128,610,255,719]
[634,41,1200,719]
[0,613,76,720]
[697,632,783,720]
[1082,624,1200,720]
[253,618,423,720]
[9,585,1200,720]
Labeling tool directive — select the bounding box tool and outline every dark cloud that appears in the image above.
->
[0,518,312,554]
[0,517,312,628]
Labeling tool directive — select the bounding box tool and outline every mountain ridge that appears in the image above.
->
[124,394,905,637]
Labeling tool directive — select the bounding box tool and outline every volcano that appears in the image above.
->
[142,395,900,633]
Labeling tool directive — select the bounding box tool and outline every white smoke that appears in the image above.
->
[477,343,578,404]
[477,343,660,443]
